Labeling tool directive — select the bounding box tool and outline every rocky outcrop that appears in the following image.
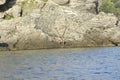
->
[0,0,120,50]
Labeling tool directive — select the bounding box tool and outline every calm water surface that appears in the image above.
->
[0,47,120,80]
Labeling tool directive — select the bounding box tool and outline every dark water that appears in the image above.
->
[0,47,120,80]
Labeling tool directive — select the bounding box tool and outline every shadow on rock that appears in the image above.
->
[0,0,16,12]
[0,43,9,47]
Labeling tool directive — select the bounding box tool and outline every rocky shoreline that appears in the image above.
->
[0,0,120,50]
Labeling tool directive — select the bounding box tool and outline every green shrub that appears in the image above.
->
[115,1,120,8]
[100,0,115,13]
[100,0,120,20]
[111,0,118,3]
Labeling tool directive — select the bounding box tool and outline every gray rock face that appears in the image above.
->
[0,0,120,50]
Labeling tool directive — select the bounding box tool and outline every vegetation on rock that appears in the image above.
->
[3,14,14,20]
[100,0,120,20]
[21,0,36,16]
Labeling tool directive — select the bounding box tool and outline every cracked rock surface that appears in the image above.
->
[0,0,120,50]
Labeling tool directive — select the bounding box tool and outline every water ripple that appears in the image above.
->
[0,47,120,80]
